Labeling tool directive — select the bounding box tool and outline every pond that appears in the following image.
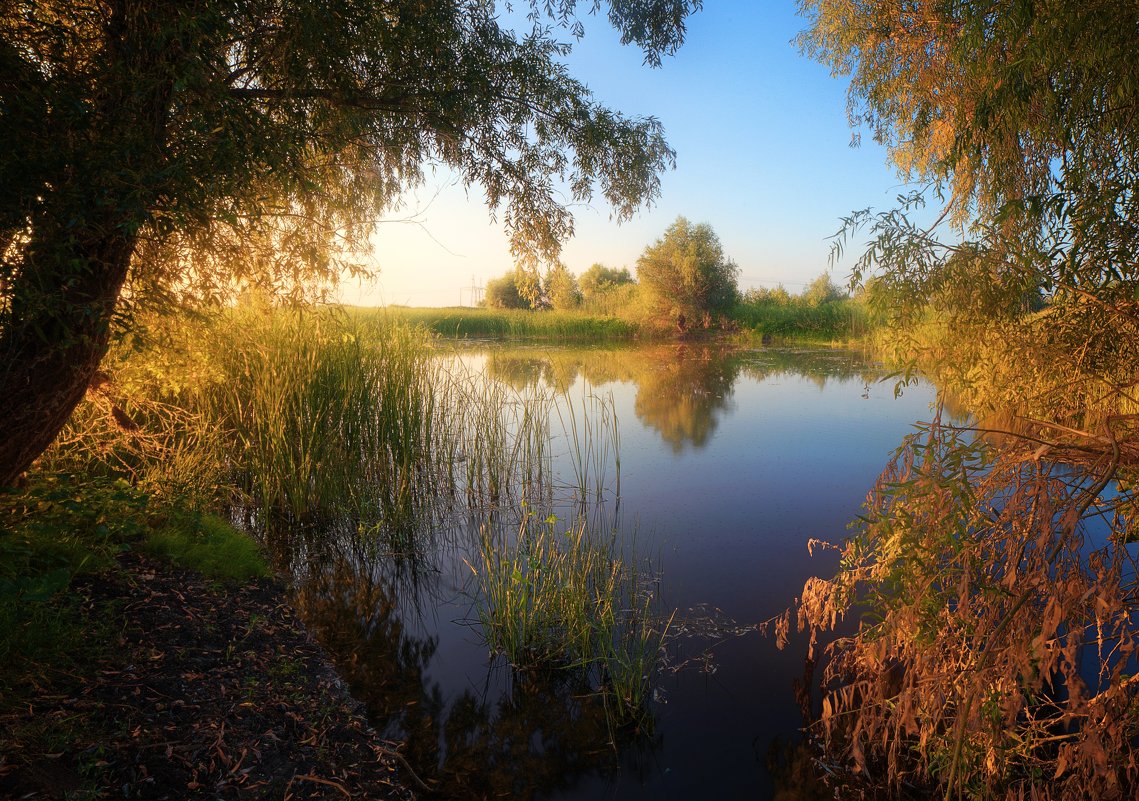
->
[291,343,937,801]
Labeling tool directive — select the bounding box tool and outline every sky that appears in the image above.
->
[338,3,912,308]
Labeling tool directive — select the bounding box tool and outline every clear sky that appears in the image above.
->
[339,2,911,308]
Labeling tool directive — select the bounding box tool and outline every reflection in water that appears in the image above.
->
[294,551,660,801]
[633,345,739,451]
[272,344,932,801]
[483,344,884,451]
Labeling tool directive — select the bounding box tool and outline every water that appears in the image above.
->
[295,343,937,800]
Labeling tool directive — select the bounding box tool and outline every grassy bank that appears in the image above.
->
[343,297,876,346]
[34,302,665,733]
[1,474,267,689]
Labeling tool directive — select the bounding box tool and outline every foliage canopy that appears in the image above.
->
[578,264,634,301]
[484,272,530,310]
[0,0,702,485]
[636,217,738,330]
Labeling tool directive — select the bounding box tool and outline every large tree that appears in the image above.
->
[0,0,702,486]
[636,216,738,330]
[794,2,1139,797]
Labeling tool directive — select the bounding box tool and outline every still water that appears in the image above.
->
[297,343,937,800]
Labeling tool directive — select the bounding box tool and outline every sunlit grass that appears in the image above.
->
[40,302,674,729]
[731,297,870,342]
[467,511,668,727]
[355,306,640,341]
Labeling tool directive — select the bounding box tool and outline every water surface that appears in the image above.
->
[296,343,936,800]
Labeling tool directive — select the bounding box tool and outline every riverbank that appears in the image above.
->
[0,481,417,800]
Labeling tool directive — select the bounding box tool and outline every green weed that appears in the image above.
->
[143,511,269,583]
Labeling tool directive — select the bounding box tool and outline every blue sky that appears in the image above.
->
[341,3,912,307]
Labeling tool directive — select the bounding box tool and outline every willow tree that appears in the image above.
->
[0,0,701,486]
[636,216,738,331]
[793,2,1139,798]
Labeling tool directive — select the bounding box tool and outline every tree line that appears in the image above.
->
[481,215,851,334]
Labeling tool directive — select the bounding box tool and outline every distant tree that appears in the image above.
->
[742,285,792,306]
[636,217,739,330]
[545,264,582,310]
[801,273,847,307]
[512,267,544,309]
[579,264,635,301]
[484,273,528,310]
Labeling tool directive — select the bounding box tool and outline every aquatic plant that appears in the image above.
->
[467,510,669,727]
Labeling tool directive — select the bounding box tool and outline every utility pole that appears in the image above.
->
[466,274,483,307]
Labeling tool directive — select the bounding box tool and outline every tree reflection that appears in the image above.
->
[482,343,884,451]
[633,344,740,451]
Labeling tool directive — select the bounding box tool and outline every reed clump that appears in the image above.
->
[468,511,668,727]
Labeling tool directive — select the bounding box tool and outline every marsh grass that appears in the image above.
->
[42,302,672,727]
[468,511,668,727]
[204,308,444,530]
[732,297,869,342]
[357,306,640,341]
[555,389,621,503]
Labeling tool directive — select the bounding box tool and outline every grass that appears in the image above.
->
[467,511,668,727]
[354,305,640,341]
[142,510,270,583]
[730,297,871,343]
[0,473,268,699]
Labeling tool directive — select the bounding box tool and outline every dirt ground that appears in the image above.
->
[0,552,417,800]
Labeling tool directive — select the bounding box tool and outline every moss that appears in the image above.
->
[143,511,269,583]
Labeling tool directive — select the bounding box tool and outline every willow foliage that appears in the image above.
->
[0,0,701,485]
[794,2,1139,798]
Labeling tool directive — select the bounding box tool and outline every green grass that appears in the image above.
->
[354,305,640,341]
[143,511,269,583]
[730,297,871,342]
[0,474,268,690]
[467,511,668,727]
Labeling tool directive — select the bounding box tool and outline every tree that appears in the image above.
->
[544,264,582,310]
[800,0,1138,320]
[801,273,845,307]
[636,217,738,330]
[794,2,1139,797]
[0,0,703,485]
[483,272,528,310]
[578,263,634,302]
[741,285,791,306]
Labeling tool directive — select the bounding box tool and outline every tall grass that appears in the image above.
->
[203,309,444,532]
[354,306,640,341]
[467,511,669,727]
[43,302,672,726]
[731,297,870,342]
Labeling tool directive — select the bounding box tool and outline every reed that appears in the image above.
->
[731,297,870,342]
[201,308,449,540]
[354,306,640,341]
[467,511,667,726]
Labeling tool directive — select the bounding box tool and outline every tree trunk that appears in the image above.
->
[0,232,135,487]
[0,0,179,486]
